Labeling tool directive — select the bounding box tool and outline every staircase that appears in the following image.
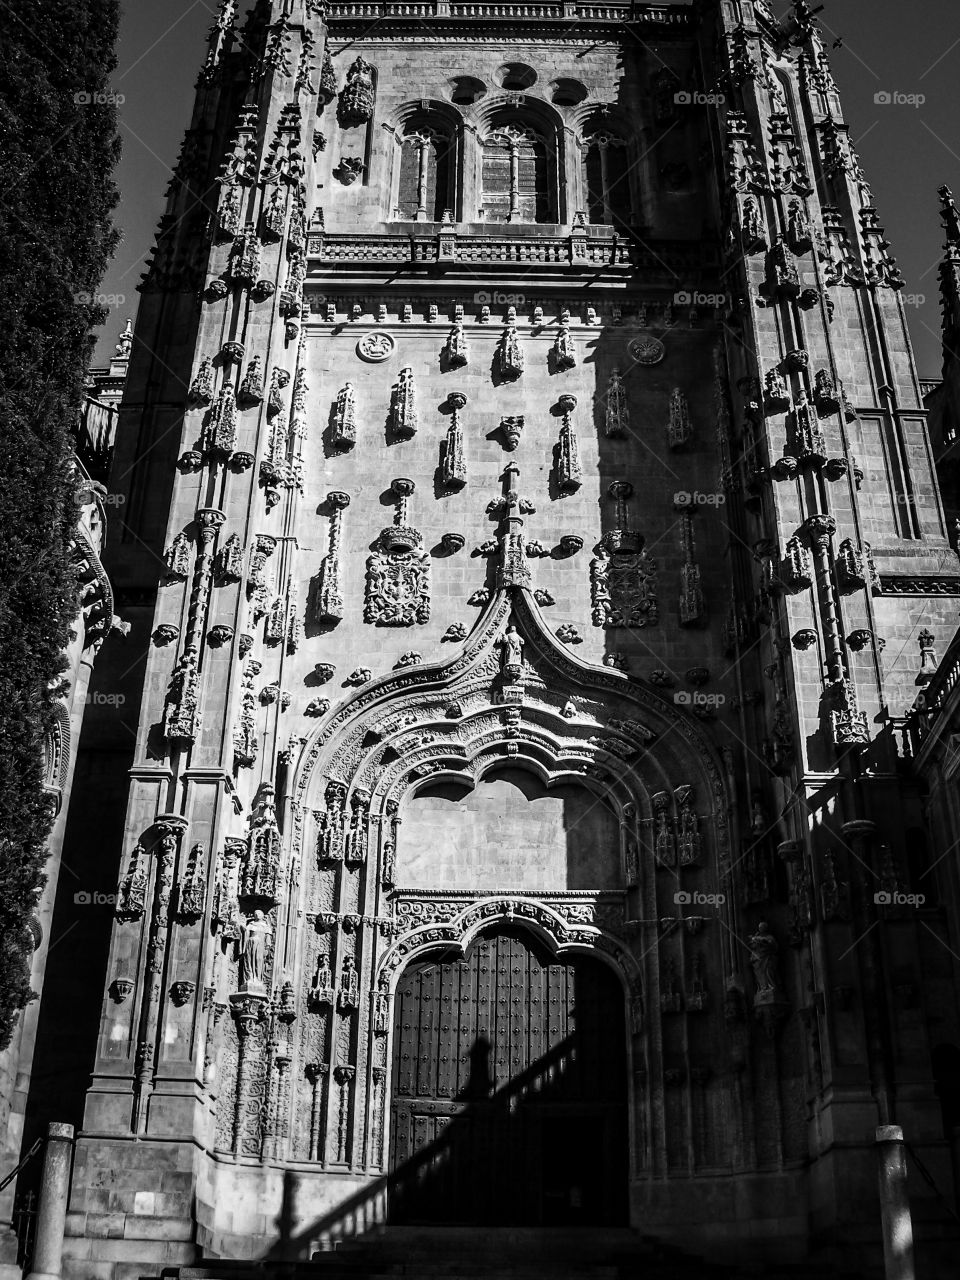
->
[161,1226,878,1280]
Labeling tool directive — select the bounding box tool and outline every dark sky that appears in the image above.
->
[94,0,960,379]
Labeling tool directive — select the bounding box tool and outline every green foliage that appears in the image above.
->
[0,0,120,1050]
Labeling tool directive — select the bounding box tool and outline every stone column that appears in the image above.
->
[25,1123,74,1280]
[876,1125,915,1280]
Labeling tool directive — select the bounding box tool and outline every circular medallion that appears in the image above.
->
[627,335,666,366]
[357,331,396,363]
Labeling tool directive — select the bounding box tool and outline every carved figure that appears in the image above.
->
[501,625,524,677]
[239,910,270,991]
[748,921,781,995]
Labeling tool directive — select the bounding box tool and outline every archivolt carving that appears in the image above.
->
[290,588,730,869]
[377,895,640,993]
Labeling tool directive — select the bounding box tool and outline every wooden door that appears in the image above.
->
[388,928,627,1225]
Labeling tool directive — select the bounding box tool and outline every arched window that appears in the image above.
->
[395,123,455,221]
[482,123,552,223]
[581,130,632,227]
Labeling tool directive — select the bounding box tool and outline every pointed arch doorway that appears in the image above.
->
[388,927,628,1225]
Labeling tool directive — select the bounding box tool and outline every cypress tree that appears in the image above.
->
[0,1,121,1049]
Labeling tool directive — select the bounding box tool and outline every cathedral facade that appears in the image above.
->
[7,1,960,1275]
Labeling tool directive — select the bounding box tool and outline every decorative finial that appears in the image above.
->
[939,186,960,246]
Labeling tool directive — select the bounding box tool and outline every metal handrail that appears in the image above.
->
[0,1137,44,1194]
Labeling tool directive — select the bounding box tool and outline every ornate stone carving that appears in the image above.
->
[338,55,375,127]
[332,378,358,450]
[779,536,813,593]
[441,393,467,490]
[748,921,790,1036]
[365,480,429,626]
[553,325,576,370]
[604,370,629,438]
[170,980,196,1007]
[554,394,582,494]
[591,482,657,628]
[500,415,523,451]
[357,331,395,362]
[628,335,665,366]
[165,531,191,580]
[391,367,417,439]
[763,368,790,414]
[498,326,523,379]
[813,368,842,416]
[176,842,207,923]
[337,957,360,1011]
[445,322,468,368]
[228,223,261,286]
[828,677,869,746]
[238,908,271,993]
[317,780,348,863]
[786,393,825,469]
[188,357,214,407]
[667,387,693,450]
[678,511,705,627]
[675,785,701,867]
[653,791,676,867]
[740,194,767,253]
[836,538,878,595]
[240,783,282,906]
[313,491,350,624]
[233,657,260,767]
[116,843,148,920]
[237,356,263,407]
[766,236,800,300]
[215,534,244,584]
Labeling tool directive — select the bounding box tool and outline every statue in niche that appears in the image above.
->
[310,951,334,1009]
[238,909,269,991]
[748,921,781,996]
[500,625,524,680]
